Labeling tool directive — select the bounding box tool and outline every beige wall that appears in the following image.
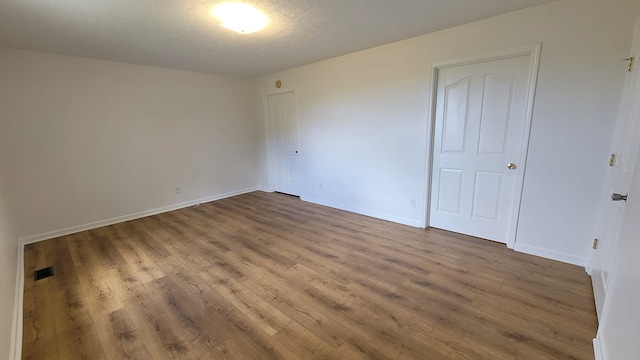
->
[0,48,261,240]
[252,0,640,265]
[0,181,18,359]
[2,0,640,357]
[0,48,265,359]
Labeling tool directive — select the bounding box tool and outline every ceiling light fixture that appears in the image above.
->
[210,2,268,34]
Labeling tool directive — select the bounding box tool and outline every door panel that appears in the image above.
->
[442,78,470,153]
[268,92,300,196]
[437,169,463,214]
[591,25,640,319]
[592,128,640,358]
[430,54,532,244]
[478,76,513,154]
[472,171,503,221]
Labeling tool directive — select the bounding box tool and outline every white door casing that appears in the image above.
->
[429,46,540,246]
[266,91,301,196]
[590,24,640,320]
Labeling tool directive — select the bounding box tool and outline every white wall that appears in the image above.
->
[0,182,18,360]
[0,47,261,240]
[253,0,640,265]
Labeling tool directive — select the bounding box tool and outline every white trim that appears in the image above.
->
[9,242,24,360]
[509,43,542,250]
[593,336,607,360]
[514,243,588,267]
[419,65,439,229]
[262,92,277,192]
[426,43,542,249]
[432,43,543,69]
[258,186,273,193]
[301,196,422,228]
[19,187,258,244]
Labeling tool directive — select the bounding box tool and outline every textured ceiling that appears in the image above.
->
[0,0,555,78]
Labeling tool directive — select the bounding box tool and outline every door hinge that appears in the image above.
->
[622,57,634,72]
[609,153,616,167]
[593,238,599,250]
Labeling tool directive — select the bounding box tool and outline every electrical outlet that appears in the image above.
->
[319,183,323,191]
[175,186,181,194]
[410,198,416,207]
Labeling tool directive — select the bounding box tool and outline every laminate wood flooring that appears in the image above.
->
[22,191,597,359]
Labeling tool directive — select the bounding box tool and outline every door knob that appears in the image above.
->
[507,163,517,170]
[611,193,628,202]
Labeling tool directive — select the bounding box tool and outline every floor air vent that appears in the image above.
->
[34,266,54,281]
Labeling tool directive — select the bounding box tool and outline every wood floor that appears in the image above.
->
[22,191,597,360]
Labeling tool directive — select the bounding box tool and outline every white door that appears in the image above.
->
[593,127,640,360]
[430,54,533,244]
[590,25,640,319]
[267,91,301,196]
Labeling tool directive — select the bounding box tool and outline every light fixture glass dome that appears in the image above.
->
[210,3,269,34]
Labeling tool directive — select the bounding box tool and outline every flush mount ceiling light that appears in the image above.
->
[210,2,269,34]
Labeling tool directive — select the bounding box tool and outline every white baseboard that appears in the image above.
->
[19,187,259,245]
[301,196,422,228]
[258,186,273,192]
[593,336,606,360]
[9,242,24,360]
[514,243,588,267]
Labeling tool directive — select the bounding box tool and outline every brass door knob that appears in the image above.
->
[507,163,517,170]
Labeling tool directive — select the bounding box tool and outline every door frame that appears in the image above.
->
[423,43,542,249]
[587,23,640,322]
[262,89,302,194]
